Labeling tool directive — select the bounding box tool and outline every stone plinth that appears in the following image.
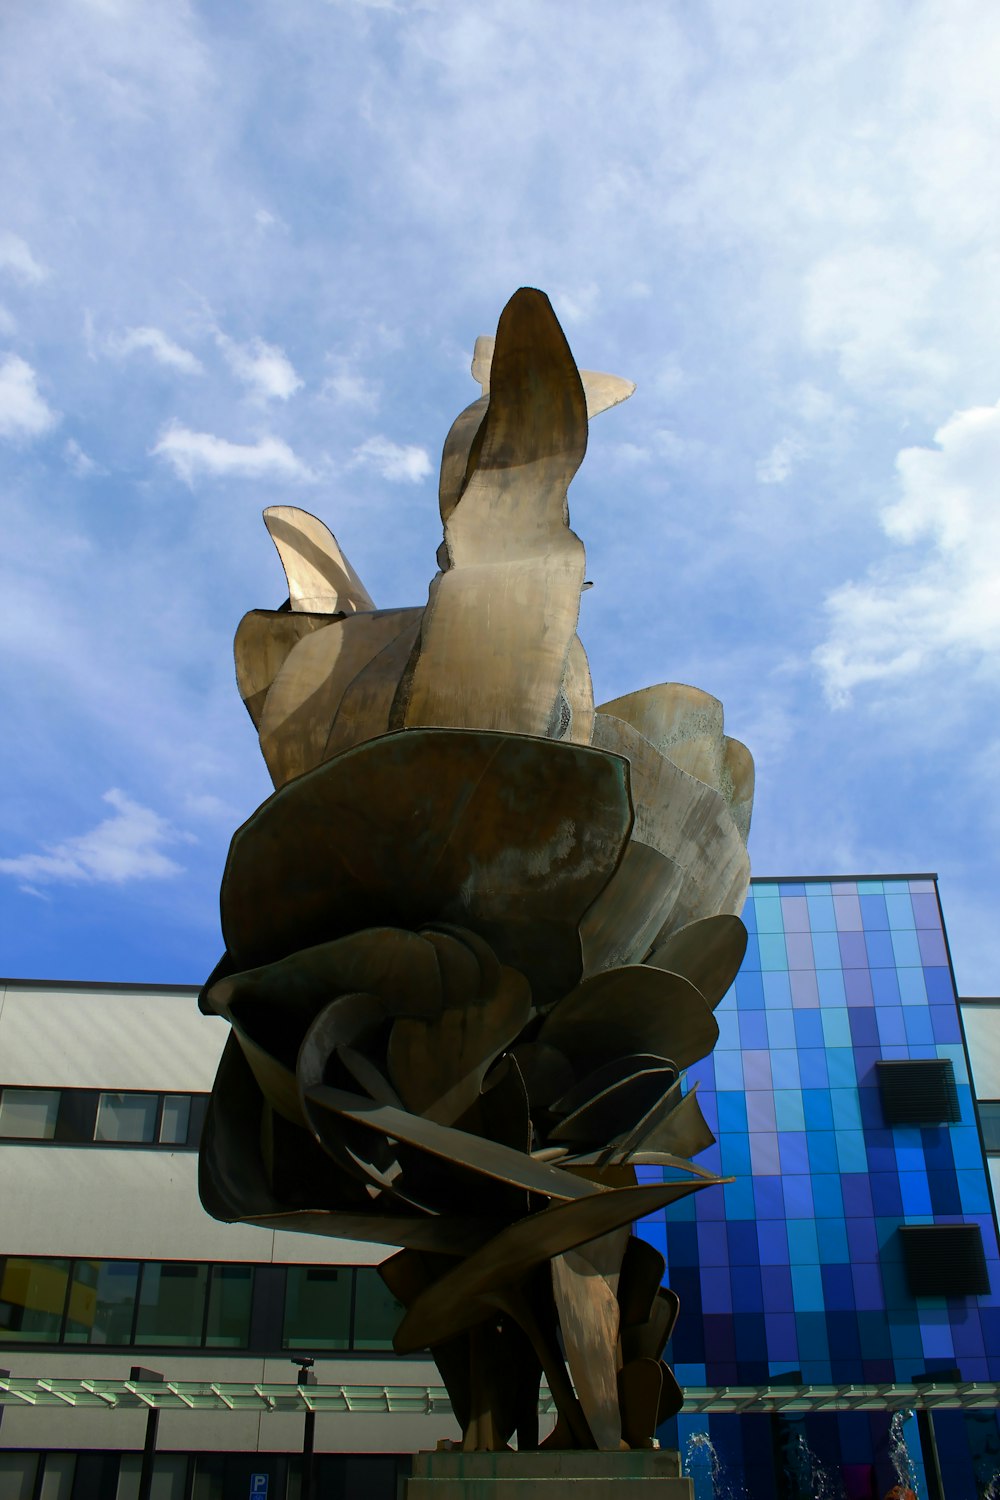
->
[405,1449,694,1499]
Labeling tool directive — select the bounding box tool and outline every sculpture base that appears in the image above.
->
[406,1449,694,1499]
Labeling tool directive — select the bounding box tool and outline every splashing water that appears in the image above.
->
[682,1432,748,1500]
[788,1433,841,1500]
[983,1475,1000,1500]
[889,1410,919,1497]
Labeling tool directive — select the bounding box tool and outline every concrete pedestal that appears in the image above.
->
[405,1449,694,1499]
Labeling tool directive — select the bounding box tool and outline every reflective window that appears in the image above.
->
[284,1265,351,1349]
[117,1456,188,1500]
[0,1087,60,1139]
[95,1092,158,1143]
[0,1257,69,1340]
[38,1455,76,1500]
[205,1265,253,1347]
[0,1454,39,1500]
[352,1266,404,1350]
[159,1094,191,1145]
[134,1262,208,1346]
[978,1100,1000,1153]
[64,1260,139,1345]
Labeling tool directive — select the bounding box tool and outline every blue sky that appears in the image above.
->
[1,0,998,994]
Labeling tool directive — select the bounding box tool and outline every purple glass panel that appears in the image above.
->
[917,927,948,966]
[851,1264,885,1310]
[750,1132,781,1175]
[838,931,869,968]
[784,931,815,970]
[742,1050,773,1088]
[834,893,864,930]
[790,969,820,1008]
[848,1008,879,1045]
[841,1174,874,1217]
[781,896,811,932]
[846,1216,879,1263]
[844,968,874,1006]
[910,891,941,927]
[746,1092,777,1132]
[761,1264,794,1309]
[700,1267,734,1312]
[697,1221,729,1266]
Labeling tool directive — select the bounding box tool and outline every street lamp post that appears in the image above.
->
[130,1366,163,1500]
[292,1357,317,1500]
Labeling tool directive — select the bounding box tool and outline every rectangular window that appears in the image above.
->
[0,1455,40,1500]
[0,1257,69,1341]
[117,1456,189,1500]
[38,1454,76,1500]
[0,1087,60,1139]
[204,1265,253,1348]
[978,1100,1000,1153]
[64,1260,140,1345]
[352,1266,404,1350]
[95,1092,158,1143]
[159,1094,191,1145]
[283,1265,351,1350]
[134,1262,209,1347]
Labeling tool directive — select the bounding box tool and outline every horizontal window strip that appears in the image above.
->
[0,1255,403,1356]
[0,1086,208,1149]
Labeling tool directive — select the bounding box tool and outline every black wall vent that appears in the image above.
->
[900,1225,990,1297]
[876,1059,960,1125]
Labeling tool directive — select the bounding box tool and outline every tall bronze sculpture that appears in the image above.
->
[199,288,753,1455]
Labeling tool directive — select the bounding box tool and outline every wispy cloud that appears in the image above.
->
[756,437,803,485]
[0,353,58,440]
[351,434,431,483]
[107,325,203,375]
[64,437,104,477]
[815,397,1000,705]
[216,332,302,402]
[0,231,47,285]
[0,789,187,888]
[151,422,314,483]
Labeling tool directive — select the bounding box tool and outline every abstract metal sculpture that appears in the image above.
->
[199,288,753,1453]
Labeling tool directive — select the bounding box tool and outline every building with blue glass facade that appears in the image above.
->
[642,876,1000,1500]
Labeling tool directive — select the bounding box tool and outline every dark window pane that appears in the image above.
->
[205,1265,253,1348]
[0,1454,39,1500]
[134,1262,208,1346]
[117,1456,188,1500]
[191,1457,224,1500]
[187,1095,209,1147]
[95,1093,158,1143]
[0,1088,60,1139]
[64,1260,139,1345]
[38,1454,75,1500]
[0,1257,69,1340]
[979,1100,1000,1152]
[352,1266,403,1350]
[55,1091,98,1143]
[159,1095,191,1145]
[283,1266,351,1350]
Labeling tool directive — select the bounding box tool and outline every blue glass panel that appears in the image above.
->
[735,969,764,1007]
[898,965,928,1004]
[898,1171,933,1214]
[811,1174,845,1219]
[902,1006,935,1044]
[807,894,837,931]
[779,883,808,898]
[798,1048,830,1087]
[821,1008,851,1047]
[762,971,793,1007]
[826,1048,857,1086]
[742,932,761,970]
[836,1132,869,1173]
[773,1091,805,1131]
[755,899,784,934]
[918,927,949,966]
[839,930,869,968]
[790,1265,825,1311]
[844,967,875,1005]
[890,927,922,965]
[923,966,954,1003]
[841,1174,875,1217]
[770,1050,801,1089]
[753,1176,784,1219]
[716,1092,748,1132]
[697,1221,729,1266]
[766,1010,796,1048]
[700,1267,733,1312]
[802,1089,833,1131]
[885,892,916,929]
[848,1007,879,1045]
[758,934,788,971]
[757,1220,790,1264]
[859,894,890,929]
[731,1268,764,1313]
[738,1009,769,1049]
[955,1170,993,1213]
[782,1174,814,1217]
[807,1130,839,1174]
[713,1051,745,1089]
[871,967,902,1005]
[817,969,846,1006]
[931,1004,962,1042]
[722,1178,756,1218]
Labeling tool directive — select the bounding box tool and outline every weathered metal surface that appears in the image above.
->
[220,728,633,1005]
[200,286,755,1453]
[401,289,589,737]
[263,504,375,614]
[258,608,422,787]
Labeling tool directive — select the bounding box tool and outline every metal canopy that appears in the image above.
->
[1,1377,997,1415]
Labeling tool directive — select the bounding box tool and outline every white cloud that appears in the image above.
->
[64,438,104,477]
[756,436,802,485]
[814,397,1000,704]
[0,789,186,887]
[217,332,303,402]
[0,304,15,336]
[107,325,203,374]
[151,421,314,483]
[0,353,58,440]
[0,231,47,285]
[322,362,380,411]
[351,434,431,484]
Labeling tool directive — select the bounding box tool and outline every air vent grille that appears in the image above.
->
[900,1225,990,1297]
[876,1059,960,1125]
